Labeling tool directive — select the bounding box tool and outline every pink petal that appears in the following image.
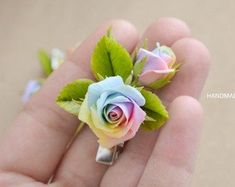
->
[138,48,169,71]
[140,69,174,85]
[160,55,172,65]
[99,102,146,148]
[114,102,133,121]
[129,102,146,132]
[108,106,123,121]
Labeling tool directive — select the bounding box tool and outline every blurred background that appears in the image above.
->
[0,0,234,186]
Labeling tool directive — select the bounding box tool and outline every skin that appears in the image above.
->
[0,17,211,187]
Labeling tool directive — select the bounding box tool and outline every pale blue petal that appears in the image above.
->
[96,92,132,121]
[96,91,111,115]
[87,76,124,107]
[103,93,131,105]
[116,85,145,106]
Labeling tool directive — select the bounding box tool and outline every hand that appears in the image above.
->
[0,18,210,187]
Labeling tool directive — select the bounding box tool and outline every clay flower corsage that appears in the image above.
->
[56,29,179,165]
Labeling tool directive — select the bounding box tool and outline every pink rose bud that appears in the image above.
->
[137,43,177,87]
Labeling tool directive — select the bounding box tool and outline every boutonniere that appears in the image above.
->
[56,29,179,165]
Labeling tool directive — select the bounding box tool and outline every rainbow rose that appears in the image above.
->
[79,76,146,148]
[137,43,176,86]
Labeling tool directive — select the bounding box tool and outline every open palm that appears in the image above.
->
[0,18,210,187]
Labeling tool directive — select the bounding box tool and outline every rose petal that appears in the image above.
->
[138,48,169,72]
[103,93,131,105]
[88,76,145,107]
[116,85,146,106]
[92,102,134,138]
[79,95,107,139]
[98,130,133,148]
[152,45,175,57]
[138,48,155,60]
[104,105,123,123]
[113,102,133,121]
[98,87,145,107]
[108,107,122,121]
[159,54,172,65]
[96,92,131,124]
[142,55,169,71]
[129,102,146,132]
[104,105,127,128]
[91,106,126,137]
[100,100,145,142]
[99,103,145,148]
[139,69,174,85]
[87,76,124,107]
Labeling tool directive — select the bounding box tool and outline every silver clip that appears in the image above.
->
[96,143,124,165]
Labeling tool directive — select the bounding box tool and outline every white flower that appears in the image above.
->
[51,48,65,70]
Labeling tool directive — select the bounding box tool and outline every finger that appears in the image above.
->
[101,17,191,187]
[0,20,138,183]
[53,21,139,187]
[138,96,203,187]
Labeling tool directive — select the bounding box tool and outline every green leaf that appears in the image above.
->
[56,101,81,116]
[91,32,133,80]
[56,79,93,115]
[149,63,181,89]
[38,49,52,76]
[141,89,168,130]
[142,109,168,130]
[141,89,168,118]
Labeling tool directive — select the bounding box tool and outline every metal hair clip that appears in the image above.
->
[96,143,124,165]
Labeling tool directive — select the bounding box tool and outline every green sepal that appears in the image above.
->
[132,39,148,67]
[38,49,53,76]
[135,86,144,92]
[133,57,147,78]
[148,63,181,89]
[91,31,133,81]
[141,89,168,130]
[142,38,149,49]
[125,73,133,85]
[96,73,105,81]
[145,115,156,122]
[132,49,138,64]
[56,79,93,115]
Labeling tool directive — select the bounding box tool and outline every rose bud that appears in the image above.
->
[136,43,178,89]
